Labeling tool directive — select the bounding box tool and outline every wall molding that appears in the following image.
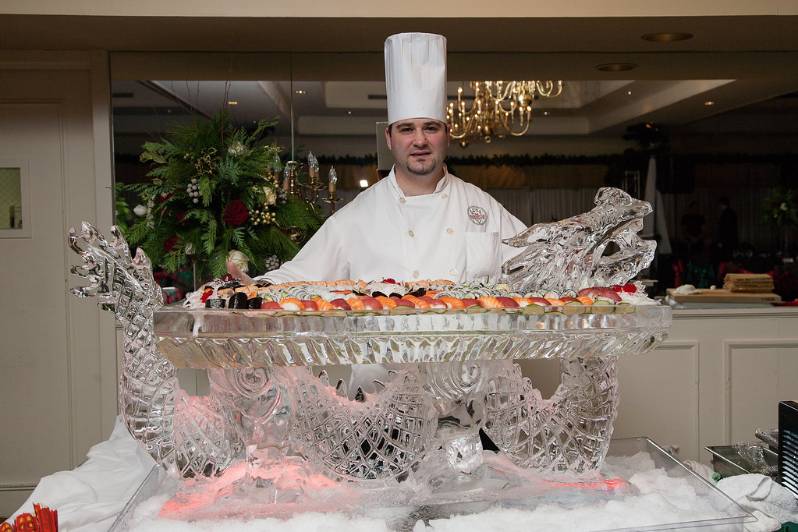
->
[656,339,701,458]
[723,338,798,442]
[0,51,94,70]
[674,308,798,320]
[0,483,36,492]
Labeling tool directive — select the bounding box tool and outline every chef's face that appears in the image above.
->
[385,118,448,177]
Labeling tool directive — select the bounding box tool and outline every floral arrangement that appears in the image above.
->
[763,187,798,227]
[119,112,323,282]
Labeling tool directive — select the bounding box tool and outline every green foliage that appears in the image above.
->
[116,111,324,283]
[763,188,798,227]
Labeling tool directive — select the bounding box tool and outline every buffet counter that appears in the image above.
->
[521,306,798,463]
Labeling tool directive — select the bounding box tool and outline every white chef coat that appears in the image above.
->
[257,167,526,283]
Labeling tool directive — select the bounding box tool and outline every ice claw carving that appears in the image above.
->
[290,369,437,481]
[483,357,620,474]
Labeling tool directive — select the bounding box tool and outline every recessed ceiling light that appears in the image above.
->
[596,62,638,72]
[642,32,694,43]
[347,110,352,115]
[627,90,633,96]
[359,179,369,188]
[295,89,307,95]
[543,111,549,116]
[704,100,715,106]
[227,100,238,106]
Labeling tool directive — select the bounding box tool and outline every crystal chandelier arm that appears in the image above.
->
[536,80,564,98]
[450,80,559,144]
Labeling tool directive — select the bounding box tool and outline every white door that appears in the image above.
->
[0,58,115,516]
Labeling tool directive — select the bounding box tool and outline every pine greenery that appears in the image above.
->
[118,112,323,281]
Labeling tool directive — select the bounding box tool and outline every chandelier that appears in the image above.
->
[446,80,564,146]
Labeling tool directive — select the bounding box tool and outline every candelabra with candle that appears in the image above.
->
[324,166,340,213]
[297,152,326,204]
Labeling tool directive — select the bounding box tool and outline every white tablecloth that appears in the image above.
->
[5,418,154,531]
[6,421,798,532]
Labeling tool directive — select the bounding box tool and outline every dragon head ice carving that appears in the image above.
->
[501,187,656,294]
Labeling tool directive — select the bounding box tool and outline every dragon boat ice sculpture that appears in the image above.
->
[68,187,669,488]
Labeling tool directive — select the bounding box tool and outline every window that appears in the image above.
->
[0,164,30,238]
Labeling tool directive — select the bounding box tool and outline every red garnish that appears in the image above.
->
[382,278,397,284]
[611,285,622,292]
[622,283,637,293]
[5,504,58,532]
[200,288,213,303]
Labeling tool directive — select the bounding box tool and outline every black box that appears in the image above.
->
[779,400,798,497]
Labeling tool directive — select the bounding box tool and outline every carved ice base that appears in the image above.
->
[203,357,620,482]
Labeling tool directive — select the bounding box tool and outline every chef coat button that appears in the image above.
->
[412,270,420,278]
[408,230,415,238]
[399,197,406,204]
[446,227,454,235]
[449,268,458,275]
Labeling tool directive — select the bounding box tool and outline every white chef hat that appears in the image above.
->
[384,32,447,125]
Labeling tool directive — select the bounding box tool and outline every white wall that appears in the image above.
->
[0,51,115,516]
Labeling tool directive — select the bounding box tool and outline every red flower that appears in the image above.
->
[164,235,178,252]
[223,199,249,226]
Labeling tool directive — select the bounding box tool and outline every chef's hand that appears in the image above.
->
[226,259,254,285]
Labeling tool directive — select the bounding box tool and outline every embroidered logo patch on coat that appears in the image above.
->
[467,205,488,225]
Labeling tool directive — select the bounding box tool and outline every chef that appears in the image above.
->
[257,32,525,284]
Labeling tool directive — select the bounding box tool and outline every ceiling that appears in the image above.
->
[111,76,798,147]
[3,15,798,54]
[59,12,794,152]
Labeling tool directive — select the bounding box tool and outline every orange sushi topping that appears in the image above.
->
[477,296,502,309]
[375,296,397,309]
[345,296,366,310]
[278,297,303,311]
[438,296,465,310]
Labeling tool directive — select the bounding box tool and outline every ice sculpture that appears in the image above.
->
[68,186,666,492]
[69,224,237,477]
[502,187,656,293]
